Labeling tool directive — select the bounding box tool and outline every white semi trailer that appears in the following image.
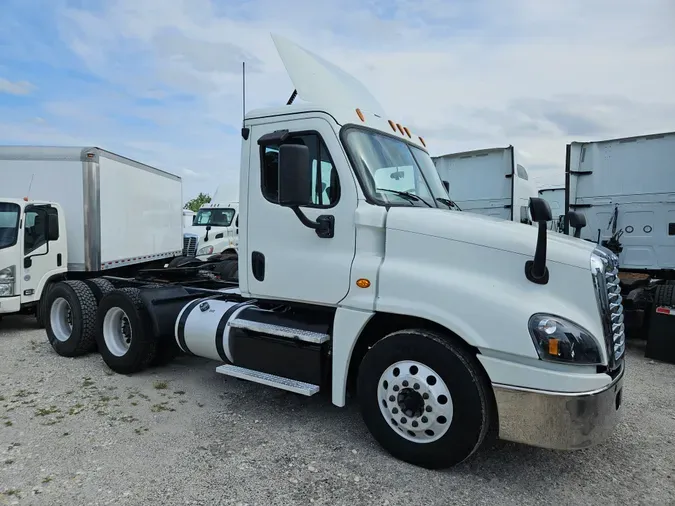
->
[564,131,675,362]
[432,146,539,224]
[39,35,625,469]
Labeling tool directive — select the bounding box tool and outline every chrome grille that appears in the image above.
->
[591,247,625,370]
[183,234,198,257]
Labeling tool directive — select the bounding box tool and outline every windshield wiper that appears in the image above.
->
[377,188,432,208]
[436,198,462,211]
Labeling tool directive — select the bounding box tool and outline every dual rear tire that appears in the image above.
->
[45,281,179,374]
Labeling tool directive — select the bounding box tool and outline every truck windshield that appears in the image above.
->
[193,208,235,227]
[342,127,446,208]
[0,203,20,250]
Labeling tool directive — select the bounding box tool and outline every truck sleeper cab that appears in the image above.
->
[41,34,624,470]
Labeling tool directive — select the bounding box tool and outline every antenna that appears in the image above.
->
[25,174,35,201]
[241,62,249,140]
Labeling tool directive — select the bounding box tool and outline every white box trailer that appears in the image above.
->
[432,146,538,224]
[539,187,566,232]
[0,146,183,321]
[564,131,675,361]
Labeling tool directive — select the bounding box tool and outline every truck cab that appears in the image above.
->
[0,198,67,316]
[183,201,239,260]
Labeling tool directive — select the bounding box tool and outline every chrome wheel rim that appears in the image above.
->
[50,297,73,342]
[102,307,132,357]
[377,360,454,443]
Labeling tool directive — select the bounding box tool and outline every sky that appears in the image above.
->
[1,0,674,202]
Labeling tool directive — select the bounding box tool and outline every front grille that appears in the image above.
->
[183,234,198,257]
[592,247,626,370]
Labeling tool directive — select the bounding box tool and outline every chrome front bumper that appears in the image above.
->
[493,365,625,450]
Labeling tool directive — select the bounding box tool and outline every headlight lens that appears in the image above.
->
[0,265,16,296]
[197,245,214,256]
[528,313,602,365]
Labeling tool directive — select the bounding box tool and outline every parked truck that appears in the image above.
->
[182,209,195,229]
[0,147,187,324]
[432,146,538,224]
[38,34,625,469]
[182,200,239,261]
[539,186,566,232]
[564,131,675,362]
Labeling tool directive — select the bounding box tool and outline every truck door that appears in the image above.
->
[21,205,63,304]
[245,117,357,305]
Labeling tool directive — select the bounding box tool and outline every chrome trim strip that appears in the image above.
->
[493,363,624,398]
[82,159,101,271]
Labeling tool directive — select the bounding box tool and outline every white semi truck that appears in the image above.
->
[39,35,625,469]
[182,200,239,261]
[564,131,675,362]
[432,146,538,224]
[539,186,566,232]
[0,147,187,324]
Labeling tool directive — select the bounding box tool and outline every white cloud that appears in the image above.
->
[0,77,35,95]
[6,0,675,197]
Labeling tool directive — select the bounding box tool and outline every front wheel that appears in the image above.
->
[357,329,495,469]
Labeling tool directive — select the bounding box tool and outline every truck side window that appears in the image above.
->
[261,133,340,208]
[24,209,47,255]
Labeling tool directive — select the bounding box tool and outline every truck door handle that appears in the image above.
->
[251,251,265,281]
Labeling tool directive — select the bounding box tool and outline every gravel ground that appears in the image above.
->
[1,315,674,506]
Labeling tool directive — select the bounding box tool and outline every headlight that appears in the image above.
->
[0,265,15,296]
[528,313,602,365]
[197,245,214,256]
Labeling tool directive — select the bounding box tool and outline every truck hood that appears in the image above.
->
[386,208,596,269]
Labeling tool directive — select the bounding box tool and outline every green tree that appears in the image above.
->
[184,192,211,212]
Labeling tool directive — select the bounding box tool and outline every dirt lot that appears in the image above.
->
[1,314,674,506]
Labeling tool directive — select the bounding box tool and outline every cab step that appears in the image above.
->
[228,318,330,344]
[215,364,320,396]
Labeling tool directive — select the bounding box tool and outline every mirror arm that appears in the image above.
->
[291,206,318,230]
[290,207,335,239]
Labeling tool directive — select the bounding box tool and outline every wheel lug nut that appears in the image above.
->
[421,416,428,423]
[422,393,429,399]
[400,417,407,424]
[389,395,395,402]
[402,380,409,387]
[393,385,399,392]
[392,408,398,414]
[425,406,432,412]
[412,421,418,427]
[413,383,420,390]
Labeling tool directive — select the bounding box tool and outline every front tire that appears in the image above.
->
[95,288,158,374]
[45,281,98,357]
[357,329,494,469]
